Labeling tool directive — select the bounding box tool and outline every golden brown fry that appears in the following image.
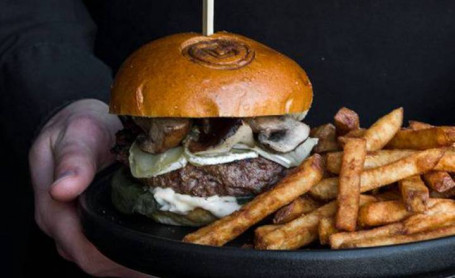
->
[340,224,455,248]
[273,195,321,224]
[310,148,446,200]
[309,177,339,201]
[386,127,455,150]
[325,149,416,174]
[358,200,411,227]
[336,138,366,231]
[408,120,433,130]
[363,107,404,151]
[434,149,455,172]
[254,225,281,240]
[343,128,366,138]
[403,199,455,234]
[333,107,360,136]
[319,217,338,245]
[330,223,404,249]
[399,175,429,212]
[423,171,455,193]
[182,155,324,246]
[333,199,455,249]
[311,124,340,153]
[254,195,376,250]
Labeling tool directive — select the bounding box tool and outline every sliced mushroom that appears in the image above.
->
[187,118,255,155]
[248,116,310,153]
[133,117,192,154]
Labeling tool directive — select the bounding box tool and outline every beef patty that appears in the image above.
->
[140,157,286,197]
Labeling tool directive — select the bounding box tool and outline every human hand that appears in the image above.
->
[29,99,151,278]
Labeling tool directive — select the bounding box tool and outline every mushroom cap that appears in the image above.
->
[110,32,313,118]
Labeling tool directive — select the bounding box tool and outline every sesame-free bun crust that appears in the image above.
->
[110,32,313,117]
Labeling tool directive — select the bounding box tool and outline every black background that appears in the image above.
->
[3,0,455,277]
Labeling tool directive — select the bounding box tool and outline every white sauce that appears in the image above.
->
[152,187,241,218]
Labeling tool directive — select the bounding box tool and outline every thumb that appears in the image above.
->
[50,116,114,202]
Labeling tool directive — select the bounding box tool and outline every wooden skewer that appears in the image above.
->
[203,0,214,36]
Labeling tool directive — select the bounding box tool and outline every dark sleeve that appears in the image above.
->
[0,0,113,157]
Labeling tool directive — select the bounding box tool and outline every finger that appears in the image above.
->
[52,203,152,278]
[50,115,114,202]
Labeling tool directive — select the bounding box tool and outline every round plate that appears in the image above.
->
[79,165,455,278]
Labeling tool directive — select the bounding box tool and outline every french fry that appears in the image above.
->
[319,217,338,245]
[403,199,455,234]
[363,107,404,151]
[330,222,404,249]
[254,195,376,250]
[340,224,455,248]
[309,177,339,201]
[434,149,455,172]
[311,124,340,153]
[343,128,366,138]
[333,199,455,249]
[358,200,411,227]
[409,120,433,130]
[254,225,281,240]
[310,148,446,200]
[273,195,321,224]
[325,149,416,174]
[333,107,360,136]
[423,171,455,193]
[386,127,455,150]
[182,155,324,246]
[336,138,366,231]
[399,176,429,212]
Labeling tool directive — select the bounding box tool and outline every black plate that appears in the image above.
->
[79,165,455,278]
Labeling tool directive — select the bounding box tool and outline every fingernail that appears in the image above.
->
[53,170,75,185]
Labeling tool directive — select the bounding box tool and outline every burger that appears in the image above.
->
[110,32,316,226]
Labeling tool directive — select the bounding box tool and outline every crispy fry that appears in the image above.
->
[311,124,340,153]
[273,195,321,224]
[254,195,376,250]
[343,128,366,138]
[333,107,360,136]
[403,199,455,234]
[330,223,404,249]
[423,171,455,193]
[309,177,339,201]
[399,176,429,212]
[319,217,338,245]
[182,155,324,246]
[358,200,411,227]
[310,148,446,200]
[363,107,404,151]
[340,224,455,248]
[386,127,455,150]
[336,138,366,231]
[434,149,455,172]
[333,199,455,249]
[409,121,433,130]
[325,149,416,174]
[254,225,281,239]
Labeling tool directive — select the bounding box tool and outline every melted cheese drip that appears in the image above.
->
[152,187,241,218]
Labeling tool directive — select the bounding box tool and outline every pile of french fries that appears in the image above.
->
[183,107,455,250]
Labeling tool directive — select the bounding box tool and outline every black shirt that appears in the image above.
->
[1,0,454,277]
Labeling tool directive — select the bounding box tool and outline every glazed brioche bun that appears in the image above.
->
[110,32,313,117]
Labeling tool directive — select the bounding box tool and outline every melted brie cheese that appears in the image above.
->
[152,187,241,218]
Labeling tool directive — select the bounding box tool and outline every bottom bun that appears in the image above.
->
[111,167,217,227]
